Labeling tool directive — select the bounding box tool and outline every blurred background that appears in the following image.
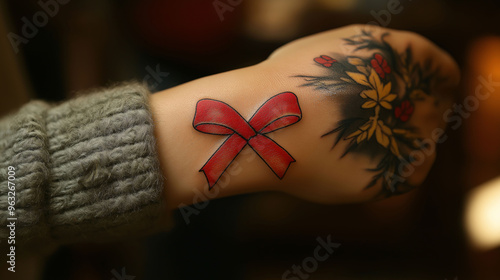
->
[1,0,500,279]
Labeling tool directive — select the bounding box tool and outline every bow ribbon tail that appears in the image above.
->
[248,134,295,178]
[200,134,247,189]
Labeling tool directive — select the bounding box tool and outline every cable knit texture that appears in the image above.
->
[0,83,168,251]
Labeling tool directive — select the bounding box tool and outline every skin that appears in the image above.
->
[149,25,460,209]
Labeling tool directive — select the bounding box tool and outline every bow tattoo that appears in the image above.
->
[193,92,302,189]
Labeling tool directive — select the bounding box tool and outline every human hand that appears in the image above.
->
[150,25,460,208]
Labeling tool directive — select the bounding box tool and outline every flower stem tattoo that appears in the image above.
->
[193,92,302,190]
[297,30,438,196]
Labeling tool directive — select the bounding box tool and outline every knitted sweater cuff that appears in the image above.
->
[0,83,169,249]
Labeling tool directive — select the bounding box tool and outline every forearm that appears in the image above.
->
[150,64,293,208]
[151,63,380,209]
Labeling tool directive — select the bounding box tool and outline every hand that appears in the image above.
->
[150,25,460,209]
[262,24,460,203]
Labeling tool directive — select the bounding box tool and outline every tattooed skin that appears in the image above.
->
[297,30,440,197]
[193,92,302,190]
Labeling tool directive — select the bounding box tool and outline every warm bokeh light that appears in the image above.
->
[465,36,500,165]
[315,0,359,11]
[466,176,500,250]
[244,0,309,41]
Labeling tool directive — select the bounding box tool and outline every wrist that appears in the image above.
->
[150,64,282,209]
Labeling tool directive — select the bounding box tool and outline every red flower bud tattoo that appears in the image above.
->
[371,53,391,79]
[314,55,336,67]
[394,100,414,122]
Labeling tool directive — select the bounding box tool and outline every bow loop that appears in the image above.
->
[249,92,302,133]
[194,99,256,138]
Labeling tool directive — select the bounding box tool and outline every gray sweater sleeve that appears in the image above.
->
[0,83,169,250]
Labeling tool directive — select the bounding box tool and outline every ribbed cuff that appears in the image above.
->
[0,83,169,250]
[0,100,52,250]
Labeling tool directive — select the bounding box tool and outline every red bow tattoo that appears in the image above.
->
[193,92,302,189]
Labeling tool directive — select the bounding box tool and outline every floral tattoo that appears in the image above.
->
[297,30,438,196]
